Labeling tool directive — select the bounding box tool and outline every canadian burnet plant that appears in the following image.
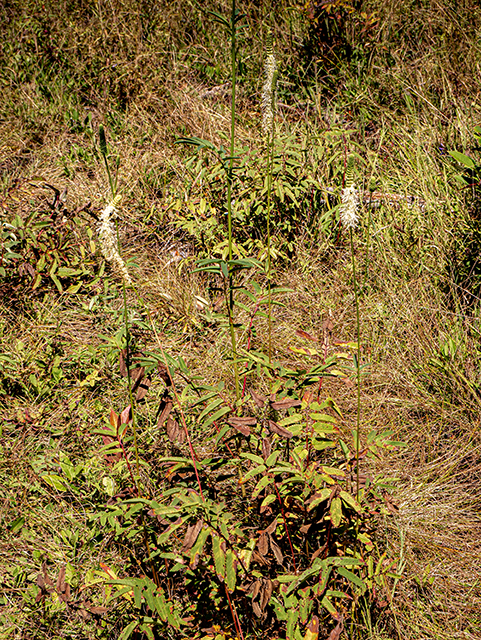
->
[262,31,278,363]
[341,156,362,502]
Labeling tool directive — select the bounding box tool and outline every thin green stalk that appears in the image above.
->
[266,124,275,363]
[263,33,277,364]
[99,124,116,198]
[122,285,140,479]
[362,208,372,289]
[226,0,240,401]
[350,229,362,502]
[117,221,140,481]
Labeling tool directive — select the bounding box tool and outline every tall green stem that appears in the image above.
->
[350,229,362,501]
[226,0,240,401]
[266,127,275,363]
[117,221,140,482]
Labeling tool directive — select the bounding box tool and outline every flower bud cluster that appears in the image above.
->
[97,196,132,286]
[339,184,360,230]
[262,46,277,135]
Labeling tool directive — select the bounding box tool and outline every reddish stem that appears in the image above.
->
[224,584,245,640]
[214,420,236,458]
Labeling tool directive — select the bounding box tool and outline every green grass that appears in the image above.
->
[1,1,481,638]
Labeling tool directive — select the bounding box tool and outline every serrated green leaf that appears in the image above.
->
[140,622,155,640]
[153,588,169,621]
[143,583,156,613]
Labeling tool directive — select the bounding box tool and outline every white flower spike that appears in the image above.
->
[97,195,132,286]
[340,183,360,230]
[262,35,277,136]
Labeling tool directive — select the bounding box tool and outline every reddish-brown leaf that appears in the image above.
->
[56,565,71,602]
[251,551,269,566]
[269,537,284,564]
[261,438,271,461]
[268,420,293,439]
[130,367,145,391]
[270,398,301,411]
[119,405,132,425]
[231,416,257,426]
[296,329,318,342]
[327,621,343,640]
[87,605,108,615]
[252,601,262,618]
[251,579,261,600]
[119,350,144,378]
[119,349,128,377]
[257,533,269,556]
[264,519,278,535]
[157,363,171,386]
[56,565,66,594]
[35,562,54,602]
[109,409,119,429]
[305,615,320,640]
[227,416,256,436]
[42,562,54,587]
[166,416,185,443]
[250,389,267,408]
[135,377,151,401]
[157,395,173,427]
[260,579,273,610]
[182,519,203,552]
[322,318,334,333]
